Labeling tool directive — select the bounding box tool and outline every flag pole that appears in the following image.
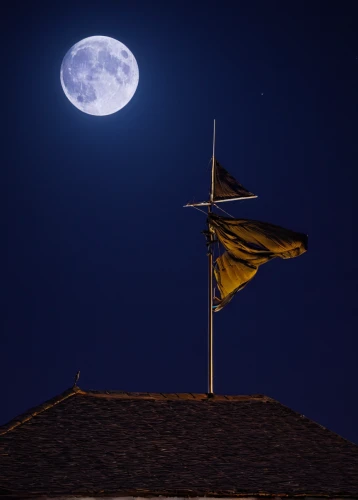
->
[208,119,215,394]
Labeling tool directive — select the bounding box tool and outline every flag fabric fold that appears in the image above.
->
[209,213,308,312]
[213,159,256,202]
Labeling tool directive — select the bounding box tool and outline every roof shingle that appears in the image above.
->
[1,387,357,498]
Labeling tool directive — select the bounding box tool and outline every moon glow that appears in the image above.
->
[60,36,139,116]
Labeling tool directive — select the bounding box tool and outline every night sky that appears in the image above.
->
[4,2,358,444]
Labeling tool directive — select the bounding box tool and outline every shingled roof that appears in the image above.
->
[1,387,358,498]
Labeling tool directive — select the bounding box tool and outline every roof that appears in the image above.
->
[0,387,358,498]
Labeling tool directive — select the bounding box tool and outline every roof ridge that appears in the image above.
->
[0,389,272,436]
[0,386,82,436]
[78,390,272,401]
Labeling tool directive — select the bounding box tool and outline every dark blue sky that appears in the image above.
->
[4,2,358,443]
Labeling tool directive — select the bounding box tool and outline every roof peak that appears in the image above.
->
[0,387,272,436]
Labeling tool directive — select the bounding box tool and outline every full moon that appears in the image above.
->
[60,36,139,116]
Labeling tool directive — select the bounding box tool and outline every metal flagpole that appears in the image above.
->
[208,119,215,394]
